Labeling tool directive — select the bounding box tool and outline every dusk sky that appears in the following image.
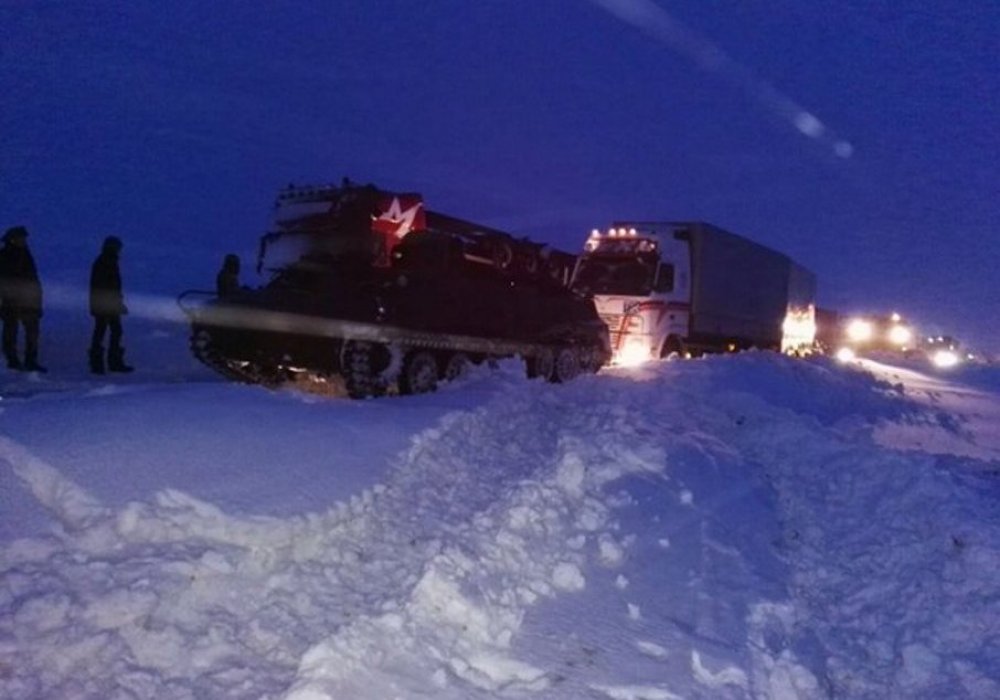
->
[2,1,998,349]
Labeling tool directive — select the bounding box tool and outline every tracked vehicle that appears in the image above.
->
[179,180,609,397]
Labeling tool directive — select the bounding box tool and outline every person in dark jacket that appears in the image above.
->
[216,253,241,298]
[89,235,133,373]
[0,226,46,372]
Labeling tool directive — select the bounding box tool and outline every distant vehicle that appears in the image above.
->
[832,311,917,362]
[179,180,609,397]
[571,222,816,365]
[921,335,964,369]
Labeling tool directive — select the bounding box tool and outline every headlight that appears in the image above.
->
[616,337,651,367]
[888,325,913,346]
[931,349,960,368]
[846,318,874,343]
[835,347,856,363]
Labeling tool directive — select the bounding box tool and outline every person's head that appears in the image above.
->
[3,226,29,247]
[224,253,240,273]
[102,236,123,255]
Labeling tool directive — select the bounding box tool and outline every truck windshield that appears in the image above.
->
[573,256,656,296]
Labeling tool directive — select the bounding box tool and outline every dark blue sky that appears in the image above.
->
[2,1,997,348]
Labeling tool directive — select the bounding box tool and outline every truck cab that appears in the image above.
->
[572,225,692,365]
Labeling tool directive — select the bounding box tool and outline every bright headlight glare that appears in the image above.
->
[616,338,650,367]
[835,347,856,363]
[888,325,913,346]
[625,315,644,333]
[846,319,874,343]
[932,349,960,369]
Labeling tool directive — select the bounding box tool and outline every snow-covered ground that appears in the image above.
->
[2,323,999,699]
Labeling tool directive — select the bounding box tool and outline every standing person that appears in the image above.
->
[89,235,133,374]
[216,253,240,297]
[0,226,46,372]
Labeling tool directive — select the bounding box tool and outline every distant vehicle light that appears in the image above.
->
[890,312,901,323]
[888,325,913,346]
[835,347,856,363]
[931,349,960,368]
[846,318,874,343]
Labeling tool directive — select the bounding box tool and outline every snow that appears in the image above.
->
[2,329,1000,699]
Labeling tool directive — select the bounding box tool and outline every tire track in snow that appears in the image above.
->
[663,362,1000,699]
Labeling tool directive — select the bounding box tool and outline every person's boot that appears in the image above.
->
[4,345,22,370]
[89,345,105,374]
[23,350,47,373]
[107,347,134,373]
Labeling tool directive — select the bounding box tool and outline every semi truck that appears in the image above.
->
[571,221,816,365]
[179,180,610,397]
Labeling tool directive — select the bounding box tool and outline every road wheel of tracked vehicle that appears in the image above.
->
[578,344,606,374]
[399,350,439,395]
[342,341,389,399]
[441,352,470,383]
[552,346,581,384]
[527,347,555,381]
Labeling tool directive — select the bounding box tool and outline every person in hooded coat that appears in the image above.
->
[0,226,46,372]
[89,235,133,373]
[216,253,241,298]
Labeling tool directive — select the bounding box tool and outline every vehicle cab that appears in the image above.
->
[572,224,692,366]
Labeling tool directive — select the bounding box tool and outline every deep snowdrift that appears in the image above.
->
[2,347,999,699]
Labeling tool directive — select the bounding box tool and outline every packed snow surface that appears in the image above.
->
[2,344,999,699]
